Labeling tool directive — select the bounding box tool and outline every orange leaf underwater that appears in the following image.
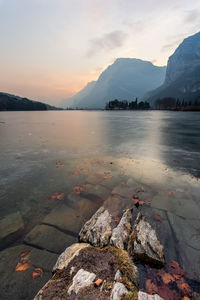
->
[145,260,192,300]
[56,161,65,167]
[19,250,31,259]
[32,268,43,279]
[15,262,30,271]
[153,213,165,222]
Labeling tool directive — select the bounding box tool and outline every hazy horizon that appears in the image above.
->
[0,0,200,105]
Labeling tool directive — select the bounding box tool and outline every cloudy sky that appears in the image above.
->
[0,0,199,105]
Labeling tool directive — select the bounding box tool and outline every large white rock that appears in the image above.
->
[110,208,132,249]
[128,213,165,266]
[53,243,90,272]
[79,206,112,247]
[68,268,96,295]
[138,291,164,300]
[110,282,130,300]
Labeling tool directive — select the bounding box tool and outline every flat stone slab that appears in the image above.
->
[84,184,110,200]
[0,211,24,249]
[167,211,200,281]
[0,245,58,300]
[24,224,77,254]
[111,185,135,199]
[42,204,82,234]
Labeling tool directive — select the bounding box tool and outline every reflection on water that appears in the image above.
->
[0,111,200,299]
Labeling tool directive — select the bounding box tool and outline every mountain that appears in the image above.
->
[0,92,61,111]
[144,32,200,105]
[61,58,166,109]
[61,81,96,108]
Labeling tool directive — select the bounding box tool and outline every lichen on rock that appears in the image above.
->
[79,206,113,247]
[128,212,165,267]
[110,282,130,300]
[67,268,96,295]
[110,208,133,250]
[138,291,164,300]
[53,243,90,272]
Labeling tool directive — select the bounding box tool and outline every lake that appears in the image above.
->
[0,111,200,299]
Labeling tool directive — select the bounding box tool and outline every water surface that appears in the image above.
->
[0,111,199,299]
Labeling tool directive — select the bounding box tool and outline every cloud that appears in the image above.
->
[87,30,127,56]
[123,20,146,33]
[184,9,200,23]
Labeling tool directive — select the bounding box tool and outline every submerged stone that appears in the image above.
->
[24,224,77,254]
[0,244,58,300]
[0,211,24,250]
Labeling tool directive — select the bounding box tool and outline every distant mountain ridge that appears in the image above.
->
[61,58,166,109]
[144,32,200,105]
[0,92,60,111]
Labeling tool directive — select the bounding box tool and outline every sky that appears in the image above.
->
[0,0,200,105]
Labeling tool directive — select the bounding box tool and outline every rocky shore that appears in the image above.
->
[34,206,165,300]
[34,196,200,300]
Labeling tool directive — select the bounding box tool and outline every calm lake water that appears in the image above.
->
[0,111,200,299]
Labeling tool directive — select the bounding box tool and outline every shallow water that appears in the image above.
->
[0,111,200,299]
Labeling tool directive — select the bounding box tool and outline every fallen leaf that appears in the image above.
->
[94,279,103,286]
[32,267,43,279]
[73,185,86,194]
[168,260,185,277]
[145,279,158,295]
[153,213,165,222]
[161,271,175,284]
[56,161,65,167]
[103,175,113,179]
[168,191,174,196]
[114,217,120,223]
[15,262,30,271]
[132,197,145,208]
[145,200,151,205]
[19,250,30,259]
[178,283,192,296]
[56,193,65,200]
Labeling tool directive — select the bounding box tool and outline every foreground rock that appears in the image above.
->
[138,291,164,300]
[34,245,138,300]
[53,243,90,272]
[128,213,165,267]
[110,282,130,299]
[110,208,133,250]
[0,211,24,250]
[79,206,113,247]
